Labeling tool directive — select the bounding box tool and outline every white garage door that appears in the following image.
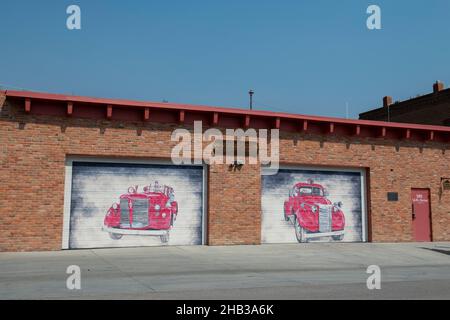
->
[63,159,205,249]
[261,167,367,243]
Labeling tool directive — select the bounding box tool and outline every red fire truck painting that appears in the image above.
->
[102,182,178,243]
[283,179,345,242]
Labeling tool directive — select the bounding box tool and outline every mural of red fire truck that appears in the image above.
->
[103,181,178,243]
[283,179,345,242]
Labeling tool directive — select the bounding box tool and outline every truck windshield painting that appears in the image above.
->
[295,187,323,196]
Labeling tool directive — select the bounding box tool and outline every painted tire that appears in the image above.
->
[160,234,170,243]
[294,217,306,243]
[109,232,123,240]
[170,214,177,226]
[332,234,344,241]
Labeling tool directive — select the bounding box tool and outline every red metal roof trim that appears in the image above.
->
[2,90,450,143]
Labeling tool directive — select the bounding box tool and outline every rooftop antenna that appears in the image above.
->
[248,89,254,110]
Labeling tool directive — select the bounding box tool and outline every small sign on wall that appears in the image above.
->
[387,192,398,201]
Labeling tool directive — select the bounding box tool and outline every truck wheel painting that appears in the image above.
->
[102,181,178,244]
[283,179,345,242]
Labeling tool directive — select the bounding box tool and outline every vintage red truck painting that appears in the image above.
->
[283,179,345,242]
[102,182,178,243]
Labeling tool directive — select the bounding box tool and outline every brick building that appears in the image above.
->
[359,81,450,126]
[0,90,449,252]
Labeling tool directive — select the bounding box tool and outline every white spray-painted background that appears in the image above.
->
[261,169,365,243]
[68,162,203,249]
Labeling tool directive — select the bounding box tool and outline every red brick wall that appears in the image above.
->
[0,99,449,251]
[208,163,261,245]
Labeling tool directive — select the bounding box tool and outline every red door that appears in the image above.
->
[411,189,432,242]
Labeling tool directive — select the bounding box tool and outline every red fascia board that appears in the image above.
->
[3,89,450,134]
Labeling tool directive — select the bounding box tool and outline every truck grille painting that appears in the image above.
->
[261,167,366,243]
[68,161,204,249]
[120,198,130,226]
[318,205,332,233]
[130,199,149,228]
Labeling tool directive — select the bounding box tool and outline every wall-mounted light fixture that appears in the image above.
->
[439,177,450,201]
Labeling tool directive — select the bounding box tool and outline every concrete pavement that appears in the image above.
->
[0,242,449,299]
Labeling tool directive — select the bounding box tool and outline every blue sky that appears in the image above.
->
[1,0,449,118]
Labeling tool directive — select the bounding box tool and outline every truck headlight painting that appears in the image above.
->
[68,162,203,249]
[262,168,365,243]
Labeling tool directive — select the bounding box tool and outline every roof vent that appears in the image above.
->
[383,96,392,108]
[433,81,444,93]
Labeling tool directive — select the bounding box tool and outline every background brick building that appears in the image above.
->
[359,81,450,126]
[1,90,449,252]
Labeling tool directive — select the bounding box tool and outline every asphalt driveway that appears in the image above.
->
[0,242,449,299]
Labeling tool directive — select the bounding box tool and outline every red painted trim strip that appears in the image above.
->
[25,98,31,113]
[303,120,308,131]
[329,123,334,134]
[429,131,435,141]
[67,102,73,116]
[106,105,113,120]
[144,108,150,121]
[405,129,411,139]
[275,117,281,129]
[4,90,450,133]
[212,112,219,125]
[244,115,250,128]
[179,110,185,124]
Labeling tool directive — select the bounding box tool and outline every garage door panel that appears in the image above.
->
[261,168,366,243]
[67,161,204,249]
